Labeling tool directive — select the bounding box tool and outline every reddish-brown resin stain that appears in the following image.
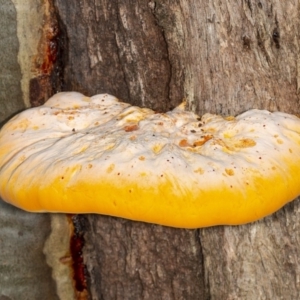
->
[68,214,89,298]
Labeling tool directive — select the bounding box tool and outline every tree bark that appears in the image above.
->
[54,1,300,299]
[1,0,300,299]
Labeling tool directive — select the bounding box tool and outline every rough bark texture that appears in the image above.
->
[52,0,299,299]
[201,201,300,299]
[56,0,300,116]
[84,216,206,300]
[55,0,180,112]
[53,1,300,299]
[2,0,300,299]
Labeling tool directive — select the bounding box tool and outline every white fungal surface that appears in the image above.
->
[0,92,300,228]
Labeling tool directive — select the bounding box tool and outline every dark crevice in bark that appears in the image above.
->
[272,14,280,49]
[114,6,136,104]
[147,3,172,111]
[69,215,89,295]
[197,229,211,300]
[151,2,185,110]
[82,216,103,299]
[123,0,171,112]
[52,3,69,93]
[256,28,271,65]
[246,0,253,15]
[157,30,172,111]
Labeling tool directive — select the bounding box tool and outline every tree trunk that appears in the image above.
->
[1,0,300,299]
[0,1,60,299]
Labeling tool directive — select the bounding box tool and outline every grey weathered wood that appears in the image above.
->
[0,200,59,299]
[154,0,300,116]
[0,0,24,126]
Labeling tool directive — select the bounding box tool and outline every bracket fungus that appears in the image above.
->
[0,92,300,228]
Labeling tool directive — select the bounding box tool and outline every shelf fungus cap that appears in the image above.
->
[1,92,300,228]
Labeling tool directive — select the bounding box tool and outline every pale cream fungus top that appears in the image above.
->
[0,92,300,228]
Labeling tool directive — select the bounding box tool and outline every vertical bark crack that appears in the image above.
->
[197,229,211,300]
[148,5,172,111]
